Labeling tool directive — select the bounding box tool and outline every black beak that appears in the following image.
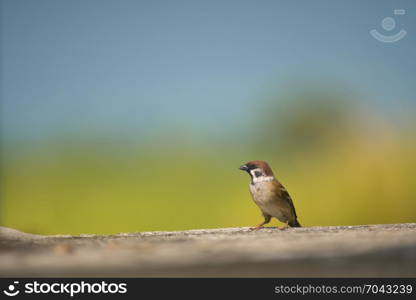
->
[239,164,248,171]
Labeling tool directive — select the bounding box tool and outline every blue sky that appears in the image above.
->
[1,0,415,144]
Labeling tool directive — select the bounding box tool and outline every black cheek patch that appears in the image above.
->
[254,171,262,177]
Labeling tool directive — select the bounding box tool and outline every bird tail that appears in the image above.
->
[289,219,301,227]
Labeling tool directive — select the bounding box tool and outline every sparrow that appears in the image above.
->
[239,160,301,230]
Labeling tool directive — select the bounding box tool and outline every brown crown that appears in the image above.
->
[245,160,274,176]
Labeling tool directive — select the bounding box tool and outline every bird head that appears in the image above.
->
[239,160,275,180]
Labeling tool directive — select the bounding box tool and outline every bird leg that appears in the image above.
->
[250,222,266,231]
[277,221,289,230]
[250,215,271,230]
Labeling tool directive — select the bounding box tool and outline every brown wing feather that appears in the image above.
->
[279,186,298,219]
[271,180,298,220]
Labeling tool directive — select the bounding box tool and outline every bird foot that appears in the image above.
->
[249,226,264,231]
[277,225,289,230]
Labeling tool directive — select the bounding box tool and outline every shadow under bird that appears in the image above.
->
[239,160,301,230]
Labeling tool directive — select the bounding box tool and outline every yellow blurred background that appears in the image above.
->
[2,88,415,234]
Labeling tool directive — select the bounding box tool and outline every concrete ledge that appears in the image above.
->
[1,223,416,277]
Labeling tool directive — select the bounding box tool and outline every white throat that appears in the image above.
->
[252,176,275,184]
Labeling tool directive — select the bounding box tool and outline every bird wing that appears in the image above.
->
[271,181,298,219]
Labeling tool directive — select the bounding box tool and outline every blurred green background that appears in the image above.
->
[1,0,415,234]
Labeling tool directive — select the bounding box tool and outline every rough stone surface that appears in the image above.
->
[1,224,415,277]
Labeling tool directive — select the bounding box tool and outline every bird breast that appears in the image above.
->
[249,181,287,222]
